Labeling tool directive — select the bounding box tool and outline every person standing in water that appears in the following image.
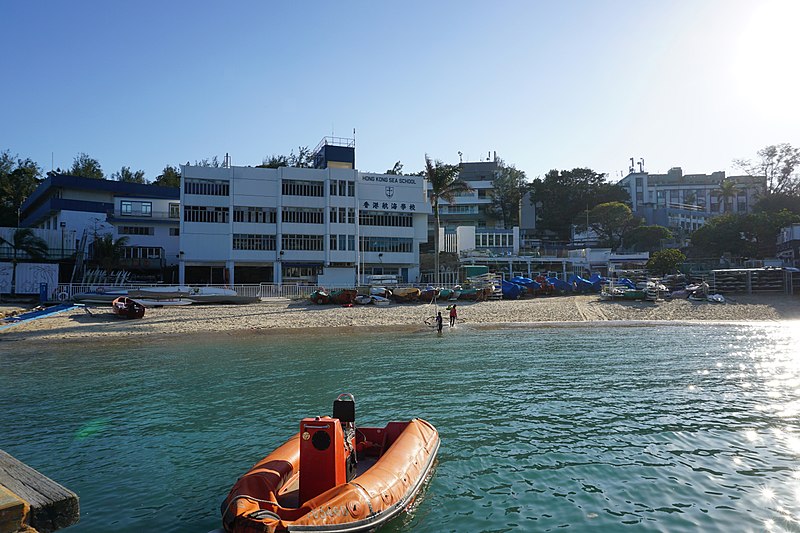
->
[449,304,457,327]
[435,311,443,333]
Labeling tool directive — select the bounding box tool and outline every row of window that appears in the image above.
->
[121,246,163,259]
[184,205,230,223]
[234,206,276,224]
[360,236,413,253]
[359,211,413,227]
[118,226,154,236]
[282,234,324,251]
[476,234,514,247]
[330,180,355,197]
[330,234,356,251]
[330,207,356,224]
[283,208,324,224]
[233,234,277,251]
[282,179,324,197]
[185,178,230,196]
[121,201,153,216]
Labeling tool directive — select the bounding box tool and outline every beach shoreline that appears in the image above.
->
[1,294,798,346]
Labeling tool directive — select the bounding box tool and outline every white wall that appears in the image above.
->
[0,262,59,295]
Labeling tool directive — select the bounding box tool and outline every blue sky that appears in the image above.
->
[2,0,798,182]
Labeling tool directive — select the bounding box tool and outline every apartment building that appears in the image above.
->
[617,167,764,232]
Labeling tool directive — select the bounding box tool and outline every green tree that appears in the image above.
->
[735,143,799,195]
[153,165,181,188]
[195,156,221,167]
[111,166,146,183]
[69,152,104,179]
[580,201,639,250]
[753,192,800,215]
[425,155,472,285]
[288,146,312,168]
[487,160,528,228]
[647,249,686,276]
[386,161,404,175]
[0,228,49,295]
[258,155,288,168]
[715,179,738,213]
[0,151,42,227]
[623,225,673,252]
[689,210,800,258]
[528,168,629,240]
[91,233,129,272]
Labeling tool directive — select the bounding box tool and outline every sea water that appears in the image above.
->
[1,322,799,532]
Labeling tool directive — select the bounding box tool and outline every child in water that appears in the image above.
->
[435,311,443,333]
[449,304,457,327]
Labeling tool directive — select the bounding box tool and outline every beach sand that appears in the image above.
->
[1,294,798,345]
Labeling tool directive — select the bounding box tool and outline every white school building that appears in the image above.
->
[178,164,431,286]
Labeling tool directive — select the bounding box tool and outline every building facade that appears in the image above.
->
[777,223,800,267]
[427,158,503,232]
[178,164,431,286]
[617,167,764,233]
[19,174,180,268]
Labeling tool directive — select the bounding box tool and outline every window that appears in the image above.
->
[282,234,324,251]
[141,202,152,216]
[359,211,413,227]
[282,207,324,224]
[359,236,413,253]
[330,234,355,251]
[118,226,154,235]
[282,179,324,197]
[121,246,163,259]
[184,205,229,223]
[330,181,337,196]
[234,206,276,224]
[184,178,230,196]
[330,207,338,223]
[121,201,132,214]
[169,228,180,236]
[233,234,276,251]
[169,203,180,218]
[347,181,355,196]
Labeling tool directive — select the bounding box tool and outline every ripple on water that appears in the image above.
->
[1,323,799,532]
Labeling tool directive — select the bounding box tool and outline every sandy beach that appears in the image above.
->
[1,293,798,345]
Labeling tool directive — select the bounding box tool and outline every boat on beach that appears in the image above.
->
[391,287,421,303]
[220,394,440,533]
[111,296,145,319]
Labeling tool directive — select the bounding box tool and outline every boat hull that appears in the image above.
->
[112,296,145,319]
[221,418,439,533]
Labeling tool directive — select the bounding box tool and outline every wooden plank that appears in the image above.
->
[0,485,29,533]
[0,450,78,533]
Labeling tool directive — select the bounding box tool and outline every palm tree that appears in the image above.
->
[716,179,738,213]
[91,233,129,272]
[0,228,49,295]
[424,155,473,286]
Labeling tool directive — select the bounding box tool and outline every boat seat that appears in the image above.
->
[333,398,355,424]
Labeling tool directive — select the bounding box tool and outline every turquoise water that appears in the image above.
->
[1,323,800,532]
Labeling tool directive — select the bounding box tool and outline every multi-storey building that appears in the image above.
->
[428,158,502,231]
[179,139,430,286]
[19,174,180,269]
[617,167,764,233]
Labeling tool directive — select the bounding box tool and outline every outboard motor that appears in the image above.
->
[298,394,357,504]
[333,393,357,482]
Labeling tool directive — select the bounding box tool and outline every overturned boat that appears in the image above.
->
[220,394,439,533]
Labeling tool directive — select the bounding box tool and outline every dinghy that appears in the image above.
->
[220,394,439,533]
[111,296,145,319]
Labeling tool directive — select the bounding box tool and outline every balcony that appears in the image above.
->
[107,209,181,223]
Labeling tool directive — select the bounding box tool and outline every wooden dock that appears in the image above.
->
[0,450,79,533]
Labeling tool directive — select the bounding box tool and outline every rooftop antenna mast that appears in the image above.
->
[629,157,635,173]
[638,158,644,173]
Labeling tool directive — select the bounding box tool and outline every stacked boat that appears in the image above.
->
[72,286,260,306]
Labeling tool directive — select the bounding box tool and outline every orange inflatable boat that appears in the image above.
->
[220,394,440,533]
